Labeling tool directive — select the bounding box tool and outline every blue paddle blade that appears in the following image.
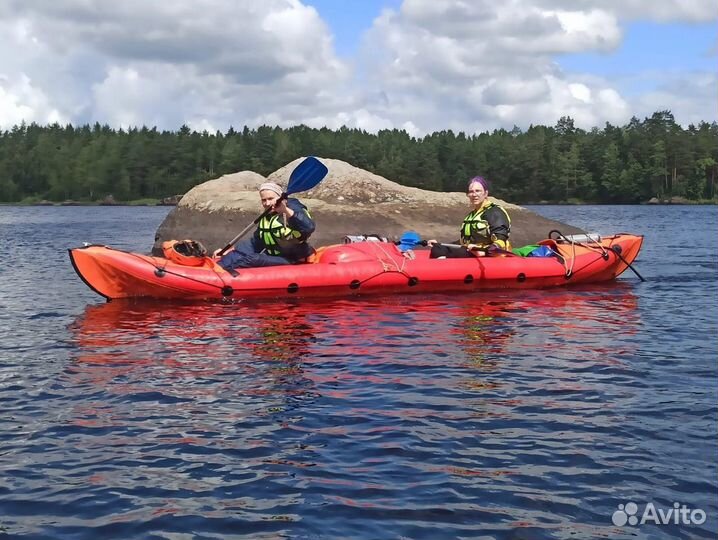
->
[286,156,328,195]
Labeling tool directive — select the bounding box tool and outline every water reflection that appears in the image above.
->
[68,301,320,405]
[47,288,646,537]
[68,285,641,407]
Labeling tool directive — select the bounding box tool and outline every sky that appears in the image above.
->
[0,0,715,136]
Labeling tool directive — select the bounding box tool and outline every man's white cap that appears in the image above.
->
[258,182,283,196]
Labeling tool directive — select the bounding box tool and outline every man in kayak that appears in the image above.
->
[216,182,316,269]
[427,176,511,258]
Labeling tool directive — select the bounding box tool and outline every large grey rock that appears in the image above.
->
[152,158,583,255]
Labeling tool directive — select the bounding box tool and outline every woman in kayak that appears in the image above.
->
[428,175,511,258]
[216,182,315,269]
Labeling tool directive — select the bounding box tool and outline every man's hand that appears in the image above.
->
[273,199,294,218]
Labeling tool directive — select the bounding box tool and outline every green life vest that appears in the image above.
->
[257,209,311,256]
[460,203,510,247]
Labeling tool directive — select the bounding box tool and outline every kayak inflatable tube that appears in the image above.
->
[69,233,643,301]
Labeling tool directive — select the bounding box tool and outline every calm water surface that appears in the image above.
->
[0,205,716,539]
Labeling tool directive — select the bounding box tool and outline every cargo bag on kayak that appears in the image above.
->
[162,239,208,266]
[512,244,558,257]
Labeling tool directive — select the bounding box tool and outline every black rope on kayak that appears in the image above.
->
[345,243,414,288]
[353,269,412,289]
[123,250,235,293]
[564,252,614,279]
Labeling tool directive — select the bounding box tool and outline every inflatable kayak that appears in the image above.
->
[69,232,643,302]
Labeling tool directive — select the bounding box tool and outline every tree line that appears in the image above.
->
[0,110,716,204]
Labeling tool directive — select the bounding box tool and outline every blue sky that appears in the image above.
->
[0,1,715,134]
[304,0,403,57]
[559,22,716,74]
[558,21,717,98]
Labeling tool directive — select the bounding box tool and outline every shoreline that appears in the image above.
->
[1,201,177,207]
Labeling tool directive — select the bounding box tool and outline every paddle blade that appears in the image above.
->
[286,156,328,195]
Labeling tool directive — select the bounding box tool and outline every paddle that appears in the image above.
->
[611,245,646,282]
[394,231,516,256]
[441,243,518,256]
[216,156,329,258]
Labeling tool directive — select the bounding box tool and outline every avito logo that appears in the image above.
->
[612,501,706,527]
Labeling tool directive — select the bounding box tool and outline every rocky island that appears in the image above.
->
[153,157,584,255]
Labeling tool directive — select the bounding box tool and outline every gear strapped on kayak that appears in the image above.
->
[548,229,645,282]
[351,240,415,288]
[119,239,421,299]
[162,239,208,266]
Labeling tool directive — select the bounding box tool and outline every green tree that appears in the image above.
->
[218,135,248,175]
[617,157,645,202]
[694,157,717,199]
[555,142,594,201]
[600,142,622,201]
[649,140,669,199]
[0,112,716,204]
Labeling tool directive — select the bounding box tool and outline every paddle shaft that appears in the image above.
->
[612,246,646,282]
[435,242,517,256]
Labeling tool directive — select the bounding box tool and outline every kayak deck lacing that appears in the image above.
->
[554,232,614,278]
[354,242,412,285]
[125,251,234,292]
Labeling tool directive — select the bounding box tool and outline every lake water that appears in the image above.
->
[0,204,716,539]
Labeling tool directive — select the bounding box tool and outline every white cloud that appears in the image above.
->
[0,0,351,130]
[528,0,716,23]
[598,0,716,23]
[551,10,621,52]
[568,83,591,103]
[631,71,718,126]
[358,1,634,132]
[357,0,714,132]
[482,78,552,105]
[0,74,66,126]
[0,0,713,135]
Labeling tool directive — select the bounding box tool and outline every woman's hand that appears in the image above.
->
[466,244,486,256]
[426,239,438,247]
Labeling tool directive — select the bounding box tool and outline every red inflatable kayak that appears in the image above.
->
[69,233,643,301]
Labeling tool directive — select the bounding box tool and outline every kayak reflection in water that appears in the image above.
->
[68,301,320,403]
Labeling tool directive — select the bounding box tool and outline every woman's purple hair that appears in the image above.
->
[467,176,489,193]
